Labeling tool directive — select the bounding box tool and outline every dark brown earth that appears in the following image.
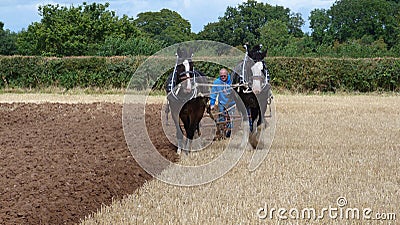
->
[0,103,177,225]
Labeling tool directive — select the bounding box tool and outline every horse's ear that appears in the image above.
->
[243,43,249,52]
[262,49,267,58]
[188,47,194,57]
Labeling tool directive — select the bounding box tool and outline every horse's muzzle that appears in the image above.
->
[252,79,262,94]
[183,79,192,93]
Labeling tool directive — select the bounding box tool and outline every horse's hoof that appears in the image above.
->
[177,148,182,155]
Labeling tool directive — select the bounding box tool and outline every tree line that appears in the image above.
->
[1,0,400,58]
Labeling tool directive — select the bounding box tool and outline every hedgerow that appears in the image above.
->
[0,56,398,92]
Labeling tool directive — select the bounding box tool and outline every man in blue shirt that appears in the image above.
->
[210,68,236,138]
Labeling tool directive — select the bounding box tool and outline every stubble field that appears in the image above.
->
[1,93,399,224]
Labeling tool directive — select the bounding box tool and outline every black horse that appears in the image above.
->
[231,44,273,149]
[165,47,209,154]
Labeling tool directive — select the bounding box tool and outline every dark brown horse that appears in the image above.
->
[231,44,273,149]
[165,47,209,154]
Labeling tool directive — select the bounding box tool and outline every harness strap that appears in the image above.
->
[169,54,179,92]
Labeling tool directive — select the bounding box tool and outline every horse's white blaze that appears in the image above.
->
[251,62,263,76]
[174,84,181,95]
[183,59,191,92]
[253,80,261,94]
[251,62,263,94]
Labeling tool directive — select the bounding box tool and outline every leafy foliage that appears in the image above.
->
[97,36,166,56]
[258,20,290,49]
[328,0,399,47]
[267,57,400,92]
[0,56,399,92]
[309,0,400,51]
[1,0,400,60]
[198,0,304,47]
[134,9,193,46]
[0,56,145,89]
[309,9,332,45]
[16,2,142,56]
[0,22,18,55]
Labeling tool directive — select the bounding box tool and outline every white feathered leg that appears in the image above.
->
[177,139,183,154]
[185,138,192,155]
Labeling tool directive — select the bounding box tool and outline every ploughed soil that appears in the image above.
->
[0,103,177,225]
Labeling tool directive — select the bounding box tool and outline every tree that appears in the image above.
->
[309,9,332,45]
[0,22,18,55]
[288,13,305,38]
[17,2,141,56]
[258,19,289,49]
[134,9,193,46]
[197,0,304,47]
[197,22,225,42]
[328,0,400,47]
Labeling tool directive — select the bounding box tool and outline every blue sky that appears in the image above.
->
[0,0,336,33]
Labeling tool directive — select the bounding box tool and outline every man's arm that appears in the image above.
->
[209,80,219,108]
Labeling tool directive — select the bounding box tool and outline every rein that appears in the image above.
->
[240,45,248,84]
[171,69,199,101]
[236,43,271,91]
[236,55,268,93]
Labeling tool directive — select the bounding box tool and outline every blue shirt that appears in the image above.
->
[210,74,235,107]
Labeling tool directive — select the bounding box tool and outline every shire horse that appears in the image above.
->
[231,44,273,149]
[165,47,209,154]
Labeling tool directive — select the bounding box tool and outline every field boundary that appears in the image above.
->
[0,93,166,104]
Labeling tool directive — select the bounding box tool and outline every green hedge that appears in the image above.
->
[267,57,400,92]
[0,56,399,92]
[0,56,146,90]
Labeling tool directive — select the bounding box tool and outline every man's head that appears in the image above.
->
[219,68,228,82]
